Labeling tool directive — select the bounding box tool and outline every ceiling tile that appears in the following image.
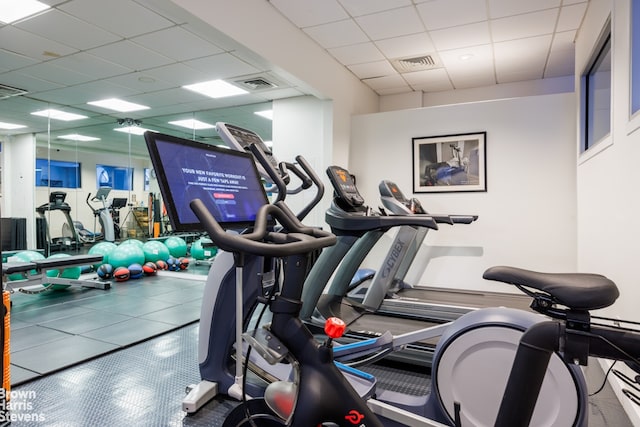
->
[375,33,435,59]
[556,3,588,32]
[375,86,414,96]
[348,60,396,79]
[551,30,577,51]
[338,0,412,17]
[545,47,575,78]
[0,49,38,72]
[362,74,408,90]
[403,68,453,92]
[430,22,491,50]
[15,9,120,51]
[59,0,173,38]
[328,42,385,65]
[355,6,425,40]
[494,35,552,83]
[269,0,348,27]
[488,0,561,19]
[416,0,488,31]
[34,81,136,106]
[132,27,224,62]
[21,62,96,86]
[304,20,368,49]
[184,54,261,81]
[140,63,209,87]
[87,41,173,72]
[123,88,205,109]
[106,72,175,93]
[439,44,495,86]
[0,26,77,61]
[491,9,558,42]
[53,52,133,80]
[0,71,62,93]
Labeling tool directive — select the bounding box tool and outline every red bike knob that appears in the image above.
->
[324,317,346,339]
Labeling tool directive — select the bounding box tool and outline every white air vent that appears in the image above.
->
[391,54,441,73]
[234,77,278,91]
[0,83,27,99]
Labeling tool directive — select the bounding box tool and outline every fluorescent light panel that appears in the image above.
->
[183,79,248,99]
[0,0,49,24]
[168,119,215,130]
[88,98,149,112]
[0,121,26,130]
[31,109,87,121]
[58,134,100,142]
[114,126,153,136]
[254,110,273,120]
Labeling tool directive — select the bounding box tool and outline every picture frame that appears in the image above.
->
[412,132,486,193]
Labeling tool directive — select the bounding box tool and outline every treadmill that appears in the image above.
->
[300,166,531,364]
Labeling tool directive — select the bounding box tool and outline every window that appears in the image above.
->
[632,0,640,115]
[144,168,150,191]
[583,31,612,152]
[35,159,81,188]
[96,164,133,191]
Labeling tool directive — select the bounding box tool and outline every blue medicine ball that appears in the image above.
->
[97,263,114,279]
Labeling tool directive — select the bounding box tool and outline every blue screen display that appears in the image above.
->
[146,133,268,231]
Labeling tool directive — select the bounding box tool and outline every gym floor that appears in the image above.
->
[3,257,635,426]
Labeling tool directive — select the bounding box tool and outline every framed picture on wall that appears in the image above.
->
[412,132,487,193]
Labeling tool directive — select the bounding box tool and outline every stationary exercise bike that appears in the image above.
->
[183,162,587,425]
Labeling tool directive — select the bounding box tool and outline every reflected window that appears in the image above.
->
[35,159,81,188]
[582,30,611,151]
[144,168,150,191]
[96,164,133,190]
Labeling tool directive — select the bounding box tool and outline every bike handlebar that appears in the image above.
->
[190,199,336,257]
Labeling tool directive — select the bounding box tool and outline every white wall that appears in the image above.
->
[575,1,640,424]
[349,93,577,293]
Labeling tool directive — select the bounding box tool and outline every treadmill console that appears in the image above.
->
[379,180,426,215]
[215,122,279,180]
[326,166,365,211]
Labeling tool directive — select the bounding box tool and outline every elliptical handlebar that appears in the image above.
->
[190,199,336,257]
[248,143,287,203]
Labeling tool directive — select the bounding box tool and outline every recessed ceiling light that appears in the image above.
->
[0,0,50,24]
[459,53,475,61]
[254,110,273,120]
[58,134,100,142]
[88,98,149,112]
[31,109,88,121]
[183,79,248,99]
[0,121,26,130]
[114,126,153,136]
[168,119,215,130]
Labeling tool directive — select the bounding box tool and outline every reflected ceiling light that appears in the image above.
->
[0,121,26,130]
[254,110,273,120]
[113,126,153,135]
[0,0,50,24]
[31,109,87,121]
[263,140,273,148]
[183,79,248,98]
[58,134,100,142]
[88,98,149,112]
[459,53,475,61]
[168,119,215,130]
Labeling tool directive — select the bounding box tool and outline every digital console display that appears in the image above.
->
[145,132,269,231]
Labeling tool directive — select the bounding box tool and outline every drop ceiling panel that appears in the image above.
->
[362,74,409,91]
[20,62,96,86]
[184,53,261,80]
[269,0,348,28]
[87,41,174,72]
[494,35,552,82]
[355,7,425,41]
[328,42,385,66]
[15,9,120,51]
[106,72,175,93]
[0,26,78,60]
[140,63,209,87]
[338,0,411,17]
[0,49,38,72]
[404,68,453,92]
[59,0,174,38]
[416,0,488,31]
[0,71,62,93]
[34,81,137,106]
[430,22,491,50]
[131,27,225,62]
[52,52,133,81]
[348,60,396,79]
[557,3,589,32]
[545,47,575,78]
[375,33,435,60]
[491,9,558,42]
[487,0,561,19]
[303,20,368,49]
[123,88,206,108]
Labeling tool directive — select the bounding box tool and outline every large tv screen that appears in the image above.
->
[144,132,269,231]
